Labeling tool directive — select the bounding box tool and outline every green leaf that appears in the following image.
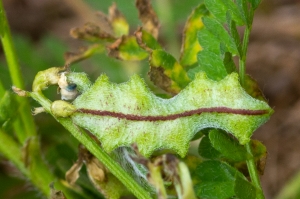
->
[226,12,242,56]
[204,0,245,25]
[198,27,221,54]
[209,129,250,162]
[0,91,18,128]
[202,16,238,55]
[134,28,162,50]
[194,160,239,199]
[180,4,209,67]
[196,50,227,81]
[54,70,272,158]
[221,0,246,25]
[198,135,221,159]
[141,30,161,50]
[247,0,262,10]
[234,176,257,199]
[223,52,237,74]
[149,49,190,94]
[236,0,250,26]
[204,0,227,23]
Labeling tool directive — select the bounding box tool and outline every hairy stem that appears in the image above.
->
[30,91,152,199]
[0,0,36,142]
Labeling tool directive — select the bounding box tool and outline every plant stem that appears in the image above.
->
[245,142,265,199]
[0,131,80,198]
[0,129,28,175]
[30,91,152,199]
[239,18,265,199]
[238,25,251,88]
[0,0,36,142]
[0,80,5,96]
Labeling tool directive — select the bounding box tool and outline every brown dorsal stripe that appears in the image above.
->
[77,107,268,122]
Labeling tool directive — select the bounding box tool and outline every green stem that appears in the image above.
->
[239,15,265,199]
[238,25,251,88]
[0,131,79,198]
[0,0,36,142]
[0,80,5,96]
[245,143,264,199]
[30,92,152,199]
[0,129,28,175]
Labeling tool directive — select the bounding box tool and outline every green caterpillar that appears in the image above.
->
[36,67,272,157]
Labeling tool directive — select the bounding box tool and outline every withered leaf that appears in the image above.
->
[50,182,67,199]
[66,145,128,199]
[149,49,190,94]
[107,35,148,60]
[65,159,83,185]
[136,0,159,39]
[180,4,208,67]
[70,22,115,42]
[244,75,267,102]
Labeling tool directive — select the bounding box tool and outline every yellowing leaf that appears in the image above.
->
[107,36,148,60]
[149,49,191,94]
[108,3,129,37]
[136,0,159,39]
[180,4,209,67]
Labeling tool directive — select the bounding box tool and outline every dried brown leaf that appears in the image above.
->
[135,0,159,39]
[70,22,115,42]
[86,158,106,183]
[148,66,174,94]
[95,11,114,35]
[107,36,124,59]
[50,182,67,199]
[65,159,83,185]
[244,75,267,102]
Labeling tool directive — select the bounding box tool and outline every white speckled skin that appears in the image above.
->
[67,72,272,157]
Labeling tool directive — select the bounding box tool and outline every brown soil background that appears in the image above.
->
[2,0,300,198]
